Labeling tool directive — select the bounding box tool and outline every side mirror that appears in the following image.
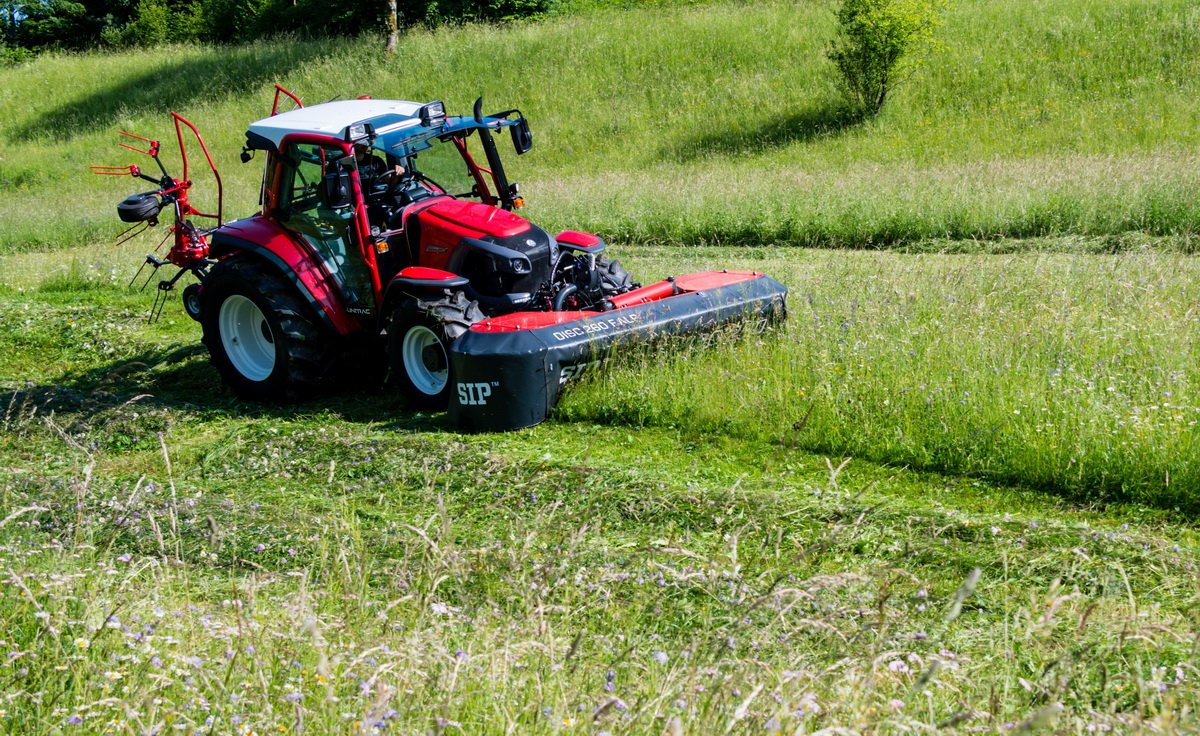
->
[511,117,533,155]
[320,170,353,209]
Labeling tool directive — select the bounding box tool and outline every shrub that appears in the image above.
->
[826,0,945,114]
[0,42,34,65]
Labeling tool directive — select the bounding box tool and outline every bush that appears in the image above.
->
[826,0,945,114]
[120,0,204,45]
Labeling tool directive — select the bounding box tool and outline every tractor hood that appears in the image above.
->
[422,199,531,239]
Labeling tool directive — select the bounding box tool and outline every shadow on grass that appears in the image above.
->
[4,343,448,434]
[11,41,334,142]
[668,99,868,161]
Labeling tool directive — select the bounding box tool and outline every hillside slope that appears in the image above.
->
[1,0,1198,252]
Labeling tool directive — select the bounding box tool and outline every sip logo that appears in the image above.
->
[558,361,598,385]
[457,381,497,406]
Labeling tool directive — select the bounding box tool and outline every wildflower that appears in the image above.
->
[73,637,89,650]
[797,694,821,715]
[103,671,123,681]
[651,651,669,665]
[66,715,84,725]
[887,660,910,674]
[889,699,905,711]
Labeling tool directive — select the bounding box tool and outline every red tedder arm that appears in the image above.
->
[170,112,223,226]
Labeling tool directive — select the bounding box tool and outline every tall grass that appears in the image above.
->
[0,385,1197,733]
[562,246,1200,510]
[2,0,1199,252]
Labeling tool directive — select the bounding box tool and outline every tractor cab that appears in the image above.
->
[241,97,534,318]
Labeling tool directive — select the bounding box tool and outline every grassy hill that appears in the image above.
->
[2,0,1200,252]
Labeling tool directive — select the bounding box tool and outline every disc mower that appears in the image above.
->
[94,87,787,431]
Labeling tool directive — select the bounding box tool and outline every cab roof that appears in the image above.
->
[247,99,423,148]
[245,98,514,156]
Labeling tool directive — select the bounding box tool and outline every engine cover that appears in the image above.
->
[416,198,556,300]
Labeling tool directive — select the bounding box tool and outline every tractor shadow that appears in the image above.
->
[5,343,446,434]
[668,99,868,161]
[11,40,333,143]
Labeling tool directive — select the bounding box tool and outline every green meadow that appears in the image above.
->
[1,0,1199,733]
[3,0,1200,252]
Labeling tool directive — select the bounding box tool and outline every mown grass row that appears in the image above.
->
[2,0,1199,252]
[2,235,1196,511]
[561,244,1200,511]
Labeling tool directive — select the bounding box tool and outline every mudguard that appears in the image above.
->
[208,215,361,335]
[448,271,787,432]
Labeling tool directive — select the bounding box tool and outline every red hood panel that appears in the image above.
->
[423,199,531,239]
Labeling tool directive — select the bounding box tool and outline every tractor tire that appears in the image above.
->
[117,192,162,224]
[200,257,334,402]
[597,255,635,296]
[182,283,203,322]
[388,291,483,410]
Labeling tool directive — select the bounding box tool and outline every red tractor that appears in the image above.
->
[97,89,786,431]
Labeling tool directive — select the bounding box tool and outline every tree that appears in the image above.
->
[826,0,946,114]
[385,0,399,54]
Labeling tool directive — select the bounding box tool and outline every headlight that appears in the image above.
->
[510,258,531,274]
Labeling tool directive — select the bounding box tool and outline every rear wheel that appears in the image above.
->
[389,291,483,410]
[200,257,334,401]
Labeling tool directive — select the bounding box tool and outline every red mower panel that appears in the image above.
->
[470,311,601,333]
[674,270,764,292]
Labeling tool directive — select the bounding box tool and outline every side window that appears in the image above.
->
[279,142,374,312]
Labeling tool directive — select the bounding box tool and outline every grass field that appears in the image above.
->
[3,0,1200,251]
[2,0,1200,731]
[1,242,1198,733]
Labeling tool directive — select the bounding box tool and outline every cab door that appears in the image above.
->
[274,138,379,315]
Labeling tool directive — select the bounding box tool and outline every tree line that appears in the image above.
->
[1,0,553,55]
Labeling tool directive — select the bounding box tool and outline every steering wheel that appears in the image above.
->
[411,170,445,194]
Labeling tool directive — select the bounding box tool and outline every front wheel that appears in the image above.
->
[389,291,483,410]
[200,258,334,401]
[596,255,635,297]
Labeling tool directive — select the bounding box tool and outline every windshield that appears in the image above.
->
[404,134,482,198]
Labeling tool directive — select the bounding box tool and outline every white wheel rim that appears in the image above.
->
[218,295,276,382]
[402,325,448,396]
